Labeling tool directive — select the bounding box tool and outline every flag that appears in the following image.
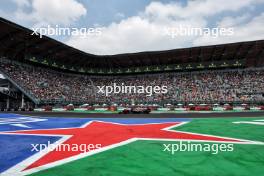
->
[0,113,263,176]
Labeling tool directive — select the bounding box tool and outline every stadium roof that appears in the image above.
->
[0,17,263,69]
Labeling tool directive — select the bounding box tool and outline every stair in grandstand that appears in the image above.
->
[0,87,18,99]
[0,68,39,104]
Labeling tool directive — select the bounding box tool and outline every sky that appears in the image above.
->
[0,0,264,55]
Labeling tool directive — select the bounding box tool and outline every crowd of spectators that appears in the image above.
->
[0,61,263,105]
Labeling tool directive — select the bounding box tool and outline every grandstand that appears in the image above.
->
[0,17,263,111]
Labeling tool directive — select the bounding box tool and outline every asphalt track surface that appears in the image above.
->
[3,111,264,118]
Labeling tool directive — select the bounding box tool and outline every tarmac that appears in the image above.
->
[4,111,264,118]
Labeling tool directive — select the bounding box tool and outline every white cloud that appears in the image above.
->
[193,12,264,46]
[144,0,263,19]
[67,15,206,55]
[12,0,30,7]
[14,0,87,26]
[217,14,251,27]
[66,0,264,55]
[115,13,125,20]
